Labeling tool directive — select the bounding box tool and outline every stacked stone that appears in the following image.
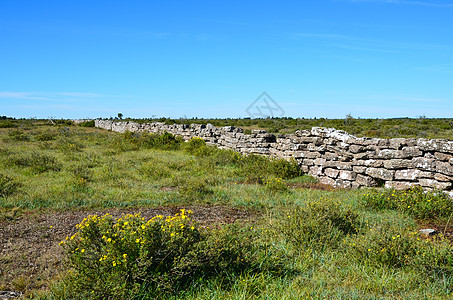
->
[94,120,453,197]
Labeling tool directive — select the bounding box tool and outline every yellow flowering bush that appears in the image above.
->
[58,209,270,299]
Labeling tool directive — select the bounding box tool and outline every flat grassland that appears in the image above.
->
[1,119,453,299]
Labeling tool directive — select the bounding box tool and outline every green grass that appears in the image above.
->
[1,120,453,299]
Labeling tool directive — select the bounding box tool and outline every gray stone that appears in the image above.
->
[383,159,412,169]
[384,181,415,190]
[356,174,379,187]
[353,166,367,173]
[318,176,336,186]
[394,169,421,181]
[435,152,453,161]
[339,170,356,180]
[436,161,453,176]
[324,168,340,178]
[419,179,452,190]
[419,229,438,236]
[434,173,453,182]
[365,168,394,181]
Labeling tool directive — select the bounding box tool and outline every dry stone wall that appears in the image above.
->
[95,120,453,196]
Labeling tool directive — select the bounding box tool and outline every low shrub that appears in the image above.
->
[78,120,95,127]
[0,173,21,199]
[35,131,56,141]
[111,132,183,152]
[11,151,62,173]
[57,210,273,299]
[140,161,171,179]
[273,199,359,250]
[178,178,213,201]
[347,224,453,277]
[264,176,288,193]
[7,130,30,141]
[56,137,84,152]
[362,186,453,220]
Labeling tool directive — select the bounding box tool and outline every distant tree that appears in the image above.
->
[118,113,123,120]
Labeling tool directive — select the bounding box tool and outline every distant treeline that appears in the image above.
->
[2,117,453,139]
[127,117,453,140]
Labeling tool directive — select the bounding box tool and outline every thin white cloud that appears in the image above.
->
[289,32,450,53]
[348,0,453,7]
[0,92,53,101]
[0,91,128,102]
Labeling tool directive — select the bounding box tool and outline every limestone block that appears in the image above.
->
[353,166,367,173]
[384,181,415,190]
[394,169,421,181]
[383,159,412,169]
[435,152,453,161]
[412,157,436,171]
[434,173,453,182]
[324,168,340,178]
[419,179,452,190]
[339,170,356,180]
[365,168,394,181]
[356,174,378,187]
[335,179,352,189]
[309,166,323,176]
[436,161,453,176]
[319,176,336,186]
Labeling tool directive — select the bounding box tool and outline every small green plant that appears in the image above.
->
[0,173,21,199]
[56,137,84,152]
[273,199,359,250]
[11,151,62,173]
[362,186,453,220]
[7,130,30,141]
[347,223,453,278]
[35,131,56,141]
[264,176,288,193]
[178,178,213,201]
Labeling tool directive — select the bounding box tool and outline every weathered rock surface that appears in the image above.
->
[95,120,453,196]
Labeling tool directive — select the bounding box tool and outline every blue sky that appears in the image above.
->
[1,0,453,119]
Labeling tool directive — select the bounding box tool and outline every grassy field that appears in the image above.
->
[1,119,453,299]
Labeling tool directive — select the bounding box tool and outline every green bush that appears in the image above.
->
[57,210,272,299]
[11,151,62,173]
[178,178,213,201]
[264,176,288,193]
[0,121,18,128]
[362,187,453,220]
[183,137,208,155]
[111,132,183,153]
[7,130,30,141]
[273,199,359,250]
[35,131,56,141]
[56,137,85,152]
[347,224,453,277]
[140,161,171,179]
[78,120,95,127]
[0,173,21,199]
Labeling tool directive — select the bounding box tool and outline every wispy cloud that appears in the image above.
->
[289,32,450,53]
[415,62,453,73]
[348,0,453,7]
[0,91,127,102]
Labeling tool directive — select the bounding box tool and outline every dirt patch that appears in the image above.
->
[0,205,256,296]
